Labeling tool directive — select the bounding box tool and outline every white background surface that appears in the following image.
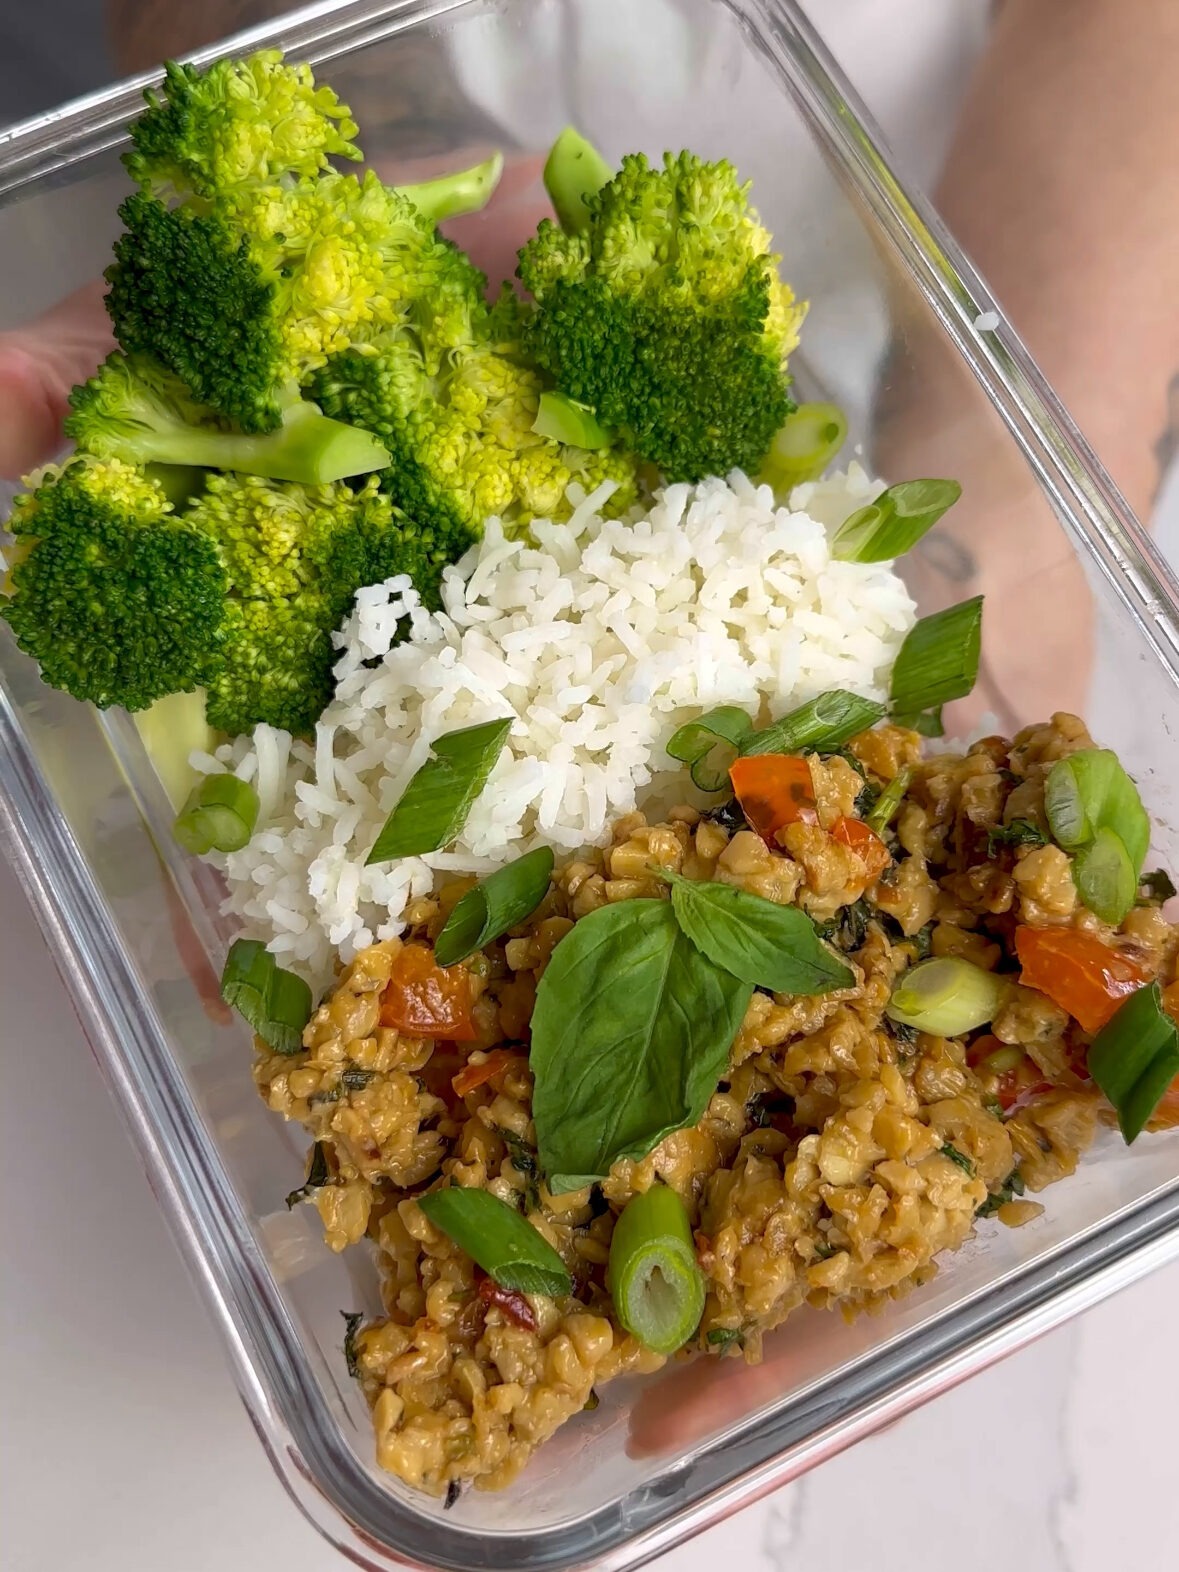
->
[3,845,1179,1572]
[5,3,1179,1568]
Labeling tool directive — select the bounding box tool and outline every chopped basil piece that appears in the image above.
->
[939,1141,976,1176]
[707,1326,746,1353]
[1141,868,1178,903]
[285,1140,332,1208]
[977,1168,1026,1217]
[342,1311,365,1379]
[986,818,1049,856]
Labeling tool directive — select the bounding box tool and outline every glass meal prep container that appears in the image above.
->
[4,1,1179,1567]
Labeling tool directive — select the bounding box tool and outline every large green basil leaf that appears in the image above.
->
[530,900,753,1193]
[661,872,854,994]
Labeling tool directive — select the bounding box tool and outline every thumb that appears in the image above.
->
[0,281,114,481]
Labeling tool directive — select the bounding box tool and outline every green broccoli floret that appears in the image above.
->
[186,473,432,735]
[106,51,504,435]
[308,287,639,555]
[1,457,225,710]
[124,50,362,198]
[67,352,390,485]
[517,138,808,483]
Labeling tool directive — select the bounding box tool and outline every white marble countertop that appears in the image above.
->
[2,847,1177,1572]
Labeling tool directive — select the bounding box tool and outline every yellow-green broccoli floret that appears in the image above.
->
[518,137,808,483]
[307,288,639,555]
[1,457,225,711]
[124,49,362,198]
[106,50,503,434]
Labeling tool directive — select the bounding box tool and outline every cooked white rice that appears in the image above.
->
[198,467,916,986]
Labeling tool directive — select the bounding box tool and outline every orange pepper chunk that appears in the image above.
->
[831,815,891,880]
[1014,925,1150,1034]
[728,753,817,844]
[452,1047,525,1099]
[379,942,477,1040]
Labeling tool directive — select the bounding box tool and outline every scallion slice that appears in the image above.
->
[740,690,885,758]
[666,706,754,791]
[366,717,512,864]
[758,402,848,492]
[1088,982,1179,1143]
[865,767,912,836]
[418,1185,572,1297]
[532,390,613,449]
[435,847,556,967]
[889,596,983,725]
[173,772,259,855]
[1044,749,1150,926]
[606,1183,706,1355]
[220,938,312,1055]
[886,955,1007,1037]
[832,479,961,564]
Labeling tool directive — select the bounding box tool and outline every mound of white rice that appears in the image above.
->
[198,467,915,985]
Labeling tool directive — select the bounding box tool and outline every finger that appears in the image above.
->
[627,1326,803,1458]
[0,280,114,480]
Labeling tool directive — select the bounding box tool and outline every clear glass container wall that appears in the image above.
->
[3,3,1179,1569]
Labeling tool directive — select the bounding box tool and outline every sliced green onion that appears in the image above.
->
[532,390,613,448]
[220,937,312,1055]
[607,1183,706,1355]
[417,1186,572,1297]
[435,847,555,966]
[1088,982,1179,1143]
[889,596,983,724]
[1074,828,1137,927]
[543,126,613,233]
[173,771,259,854]
[667,705,754,791]
[865,767,912,836]
[1045,750,1150,926]
[758,402,848,492]
[886,955,1007,1037]
[832,478,961,564]
[366,717,512,864]
[740,690,885,758]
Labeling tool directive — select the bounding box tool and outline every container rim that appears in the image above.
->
[4,2,1179,1568]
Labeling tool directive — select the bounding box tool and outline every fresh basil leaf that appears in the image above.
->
[1087,982,1179,1143]
[417,1185,572,1296]
[707,1326,745,1352]
[366,717,512,864]
[531,901,753,1192]
[657,870,853,994]
[889,597,983,721]
[741,690,885,758]
[220,938,312,1055]
[435,847,555,966]
[977,1167,1025,1217]
[341,1064,376,1091]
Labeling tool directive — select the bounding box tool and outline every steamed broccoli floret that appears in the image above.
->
[1,457,225,710]
[124,50,362,197]
[187,473,432,734]
[67,352,390,485]
[517,140,808,483]
[106,51,504,435]
[308,287,639,554]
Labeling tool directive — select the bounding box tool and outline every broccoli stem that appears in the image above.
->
[532,390,613,449]
[543,128,613,233]
[126,402,391,486]
[401,152,505,224]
